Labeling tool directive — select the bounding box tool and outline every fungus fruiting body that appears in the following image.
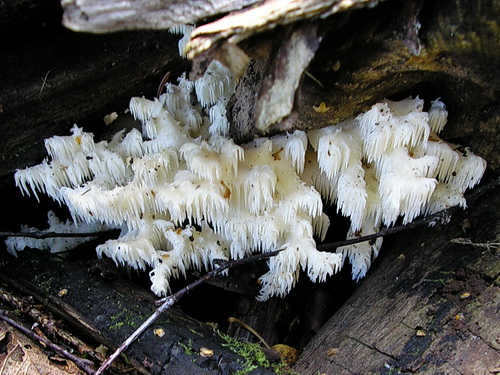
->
[8,65,486,300]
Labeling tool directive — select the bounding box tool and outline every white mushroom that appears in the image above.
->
[8,71,487,302]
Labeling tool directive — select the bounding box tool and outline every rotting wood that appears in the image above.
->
[0,251,276,375]
[1,0,499,373]
[183,0,382,58]
[61,0,261,33]
[293,178,500,374]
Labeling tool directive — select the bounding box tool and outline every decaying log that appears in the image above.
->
[0,251,276,375]
[60,0,380,43]
[1,0,499,374]
[3,0,498,178]
[293,182,500,374]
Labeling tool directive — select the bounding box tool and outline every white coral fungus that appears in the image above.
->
[10,64,486,300]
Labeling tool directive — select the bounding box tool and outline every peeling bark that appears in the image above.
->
[61,0,261,33]
[228,22,324,141]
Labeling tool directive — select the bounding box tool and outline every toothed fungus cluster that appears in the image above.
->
[8,62,486,300]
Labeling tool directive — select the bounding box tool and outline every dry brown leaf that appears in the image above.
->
[415,329,426,337]
[0,321,85,375]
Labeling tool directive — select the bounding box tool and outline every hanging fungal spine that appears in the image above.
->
[9,64,486,300]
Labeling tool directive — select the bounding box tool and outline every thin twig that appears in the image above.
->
[157,71,171,98]
[304,70,324,88]
[228,317,271,349]
[96,176,500,374]
[318,176,500,252]
[95,248,285,375]
[0,285,93,356]
[0,310,96,375]
[39,70,52,99]
[0,229,120,239]
[450,238,500,250]
[317,209,452,251]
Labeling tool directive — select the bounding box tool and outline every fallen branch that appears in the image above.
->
[318,177,500,252]
[0,310,96,375]
[0,229,120,239]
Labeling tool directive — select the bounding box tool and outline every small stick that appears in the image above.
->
[303,70,324,88]
[228,317,271,349]
[0,229,120,239]
[317,209,452,251]
[157,71,171,98]
[450,238,500,250]
[95,248,285,375]
[318,176,500,252]
[0,310,96,375]
[39,70,52,98]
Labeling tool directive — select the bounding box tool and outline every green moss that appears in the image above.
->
[108,310,140,332]
[382,365,403,375]
[109,321,125,331]
[189,328,204,337]
[38,276,55,293]
[218,331,296,375]
[179,339,196,356]
[423,271,455,284]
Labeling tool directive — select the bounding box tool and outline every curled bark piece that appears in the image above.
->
[185,0,381,58]
[61,0,260,33]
